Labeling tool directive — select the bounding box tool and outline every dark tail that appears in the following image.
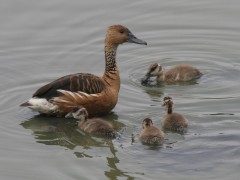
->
[20,101,30,107]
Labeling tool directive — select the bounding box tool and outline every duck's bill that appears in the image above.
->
[127,32,147,45]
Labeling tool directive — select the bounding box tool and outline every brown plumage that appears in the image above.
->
[142,63,202,84]
[67,106,116,137]
[20,25,147,117]
[139,118,164,145]
[161,96,188,133]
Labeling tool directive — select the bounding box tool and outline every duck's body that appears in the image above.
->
[21,25,147,117]
[23,72,119,117]
[67,106,116,137]
[142,63,202,84]
[161,96,188,133]
[139,118,164,145]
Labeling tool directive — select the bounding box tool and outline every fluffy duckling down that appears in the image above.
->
[161,96,188,133]
[142,63,202,84]
[66,106,116,138]
[139,118,164,145]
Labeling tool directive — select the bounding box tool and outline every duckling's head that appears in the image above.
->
[105,25,147,46]
[142,118,154,129]
[71,106,89,121]
[162,96,174,114]
[141,63,163,84]
[148,63,163,76]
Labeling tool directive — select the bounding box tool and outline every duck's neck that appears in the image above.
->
[104,45,118,72]
[102,45,120,90]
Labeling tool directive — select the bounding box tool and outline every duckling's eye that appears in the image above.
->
[150,64,158,71]
[119,30,124,34]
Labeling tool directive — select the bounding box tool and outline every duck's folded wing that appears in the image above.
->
[50,90,99,110]
[33,73,106,99]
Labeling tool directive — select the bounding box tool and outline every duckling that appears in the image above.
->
[67,106,116,137]
[20,25,147,117]
[142,63,202,84]
[161,96,188,133]
[139,118,164,145]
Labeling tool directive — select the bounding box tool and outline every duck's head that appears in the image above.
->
[142,63,163,83]
[71,106,89,121]
[142,118,154,129]
[105,25,147,46]
[162,96,174,112]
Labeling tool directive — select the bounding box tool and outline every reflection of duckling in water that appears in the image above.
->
[139,118,164,145]
[142,63,202,84]
[161,96,188,133]
[66,107,116,138]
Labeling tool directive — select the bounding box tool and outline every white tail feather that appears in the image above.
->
[27,98,58,114]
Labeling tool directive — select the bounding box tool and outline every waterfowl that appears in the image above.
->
[161,96,188,133]
[139,118,164,145]
[67,106,116,137]
[20,25,147,117]
[142,63,202,84]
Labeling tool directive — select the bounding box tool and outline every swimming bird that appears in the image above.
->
[20,25,147,117]
[161,96,188,133]
[66,106,116,137]
[139,118,164,145]
[142,63,202,84]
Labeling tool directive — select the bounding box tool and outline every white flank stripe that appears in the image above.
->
[57,89,67,94]
[91,94,99,97]
[76,93,83,100]
[68,91,77,99]
[53,98,70,103]
[58,89,78,101]
[79,92,89,98]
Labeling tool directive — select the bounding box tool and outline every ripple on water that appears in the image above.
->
[1,1,240,179]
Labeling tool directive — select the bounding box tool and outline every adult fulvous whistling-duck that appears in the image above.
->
[142,63,202,84]
[20,25,147,117]
[139,118,164,145]
[161,96,188,133]
[66,106,116,137]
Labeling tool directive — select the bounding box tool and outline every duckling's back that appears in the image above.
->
[164,64,202,82]
[162,112,188,132]
[140,126,164,144]
[79,118,116,137]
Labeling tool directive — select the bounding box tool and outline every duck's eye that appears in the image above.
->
[119,30,124,34]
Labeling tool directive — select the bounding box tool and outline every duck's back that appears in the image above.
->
[33,73,105,99]
[162,112,188,132]
[164,64,202,82]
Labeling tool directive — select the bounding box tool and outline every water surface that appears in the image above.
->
[1,0,240,179]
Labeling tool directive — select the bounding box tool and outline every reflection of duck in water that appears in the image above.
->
[161,96,188,133]
[20,116,85,149]
[67,107,116,138]
[142,63,202,84]
[139,118,164,145]
[20,25,147,117]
